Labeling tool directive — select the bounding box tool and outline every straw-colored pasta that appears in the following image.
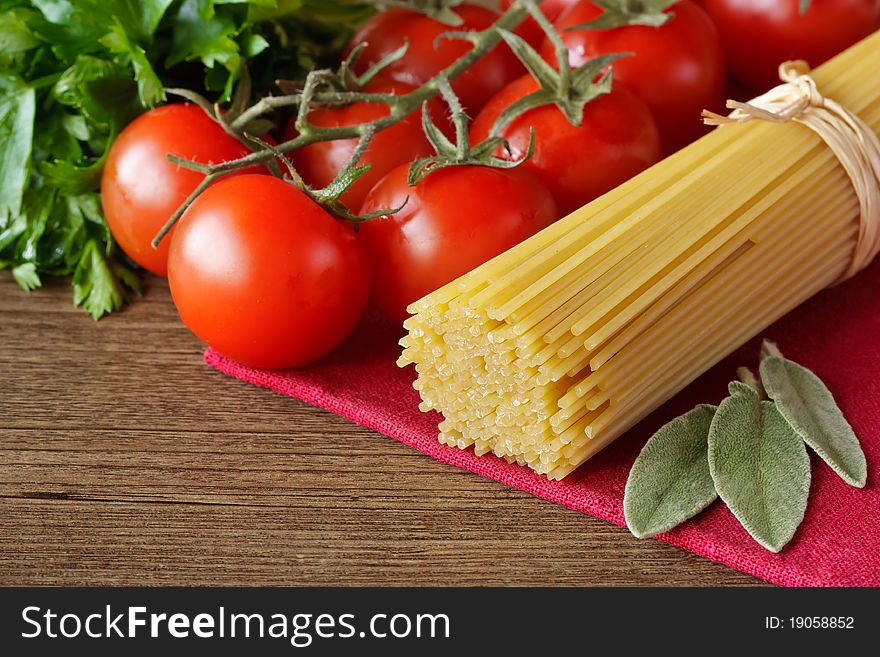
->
[398,30,880,480]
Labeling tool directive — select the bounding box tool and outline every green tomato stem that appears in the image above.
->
[154,1,531,247]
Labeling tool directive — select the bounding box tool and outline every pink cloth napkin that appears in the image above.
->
[206,259,880,587]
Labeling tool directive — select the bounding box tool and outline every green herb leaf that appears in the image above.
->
[169,0,242,77]
[40,154,107,195]
[72,238,139,320]
[736,366,766,398]
[52,55,141,127]
[708,385,811,553]
[100,19,165,106]
[624,404,718,539]
[30,0,73,23]
[759,343,867,488]
[0,7,42,54]
[129,0,177,39]
[728,379,756,397]
[0,73,35,223]
[11,261,41,291]
[241,32,269,58]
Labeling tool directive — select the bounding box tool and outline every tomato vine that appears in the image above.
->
[151,0,538,248]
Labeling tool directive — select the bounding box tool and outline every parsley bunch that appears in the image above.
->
[0,0,370,318]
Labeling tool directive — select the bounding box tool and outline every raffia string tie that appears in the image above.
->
[702,60,880,280]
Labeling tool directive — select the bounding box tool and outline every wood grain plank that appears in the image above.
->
[0,274,764,586]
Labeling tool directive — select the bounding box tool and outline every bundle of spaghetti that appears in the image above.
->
[398,30,880,480]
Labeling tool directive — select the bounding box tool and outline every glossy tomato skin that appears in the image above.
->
[284,80,435,211]
[501,0,580,47]
[167,175,369,369]
[344,5,522,115]
[702,0,880,91]
[358,165,557,323]
[542,0,725,153]
[101,104,263,276]
[471,75,661,216]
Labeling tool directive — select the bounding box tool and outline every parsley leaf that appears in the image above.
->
[0,73,35,222]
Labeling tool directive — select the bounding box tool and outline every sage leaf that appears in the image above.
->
[736,367,766,398]
[760,353,867,488]
[708,388,811,553]
[624,404,718,539]
[728,380,757,398]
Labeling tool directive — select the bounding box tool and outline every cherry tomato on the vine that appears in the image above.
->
[542,0,726,153]
[167,175,369,369]
[701,0,880,91]
[101,104,266,276]
[357,165,558,323]
[344,4,523,115]
[471,75,661,216]
[285,79,437,211]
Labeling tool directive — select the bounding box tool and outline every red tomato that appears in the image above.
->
[471,75,661,216]
[101,104,265,276]
[284,80,435,211]
[542,0,726,153]
[702,0,880,91]
[501,0,580,47]
[344,4,522,115]
[167,175,369,369]
[358,165,558,323]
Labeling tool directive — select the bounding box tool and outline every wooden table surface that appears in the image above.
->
[0,274,763,586]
